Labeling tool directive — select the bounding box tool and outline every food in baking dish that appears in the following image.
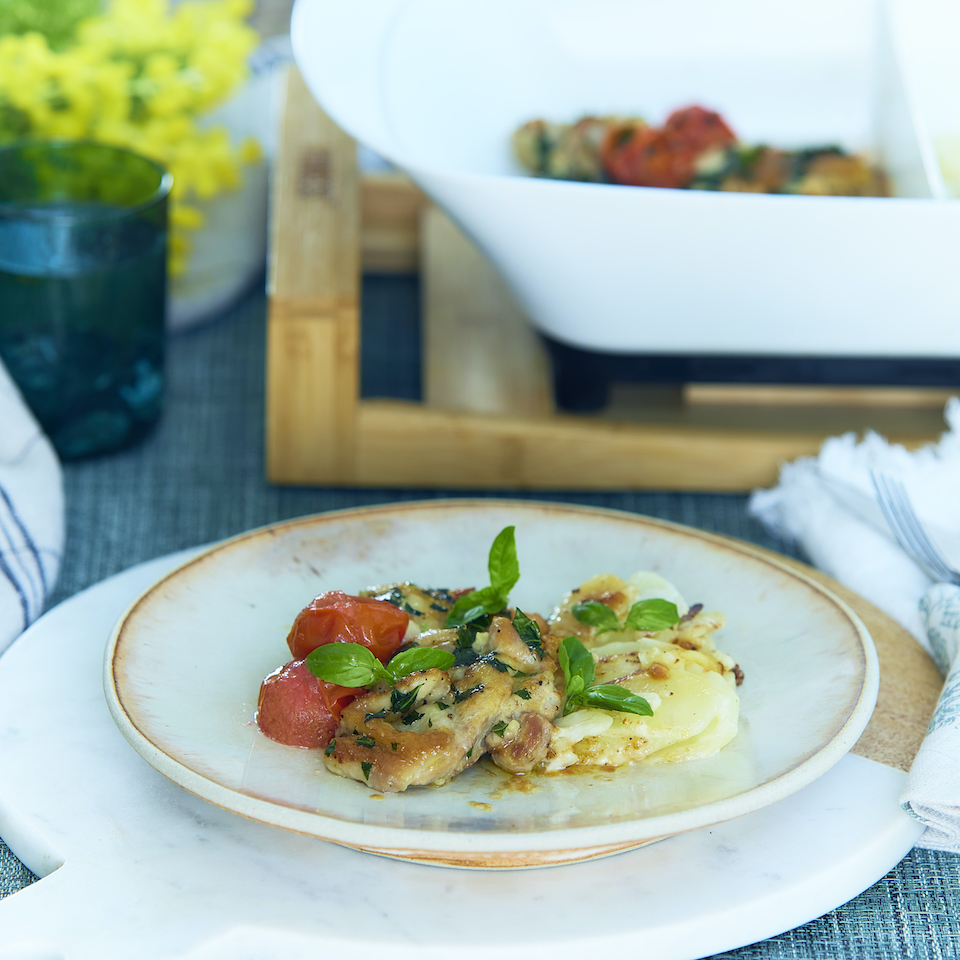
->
[513,105,886,196]
[256,528,743,792]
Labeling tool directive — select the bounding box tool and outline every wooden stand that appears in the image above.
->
[267,69,953,491]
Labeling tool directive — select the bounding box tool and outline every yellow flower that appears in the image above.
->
[0,0,261,276]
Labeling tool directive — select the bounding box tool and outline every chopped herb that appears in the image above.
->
[400,711,423,725]
[491,721,508,737]
[364,709,387,721]
[453,684,484,704]
[515,688,532,700]
[435,701,449,710]
[391,742,399,751]
[360,761,372,779]
[513,608,544,657]
[453,649,509,672]
[325,740,337,757]
[429,602,447,612]
[402,602,419,616]
[466,748,472,759]
[390,684,422,715]
[453,647,480,667]
[355,735,376,748]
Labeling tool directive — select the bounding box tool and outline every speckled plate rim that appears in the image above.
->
[104,499,879,868]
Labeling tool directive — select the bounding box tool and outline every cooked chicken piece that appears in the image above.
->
[478,616,564,773]
[324,660,515,792]
[360,582,465,634]
[324,612,563,790]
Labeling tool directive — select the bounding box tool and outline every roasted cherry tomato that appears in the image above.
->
[601,106,736,189]
[286,591,409,662]
[663,106,736,156]
[602,125,687,188]
[257,658,358,748]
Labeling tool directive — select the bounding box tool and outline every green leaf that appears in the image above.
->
[624,599,681,633]
[580,685,654,716]
[444,527,520,627]
[385,647,455,683]
[559,636,596,688]
[513,608,544,657]
[306,643,388,687]
[360,761,372,779]
[390,684,422,715]
[572,600,621,634]
[446,585,505,627]
[565,675,585,699]
[487,526,520,596]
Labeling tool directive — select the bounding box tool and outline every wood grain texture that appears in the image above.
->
[685,384,959,408]
[266,303,358,484]
[267,69,359,303]
[354,399,830,490]
[265,67,360,484]
[422,207,553,418]
[360,173,427,272]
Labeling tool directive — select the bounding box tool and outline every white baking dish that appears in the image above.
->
[291,0,958,358]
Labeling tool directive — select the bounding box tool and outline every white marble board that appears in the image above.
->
[0,550,922,960]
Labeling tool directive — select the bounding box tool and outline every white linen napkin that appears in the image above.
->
[749,396,960,852]
[0,359,63,655]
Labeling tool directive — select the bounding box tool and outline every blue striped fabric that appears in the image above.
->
[0,360,63,652]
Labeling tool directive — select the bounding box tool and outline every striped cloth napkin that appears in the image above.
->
[750,397,960,852]
[0,360,63,655]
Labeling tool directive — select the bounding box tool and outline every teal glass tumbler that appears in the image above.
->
[0,140,172,459]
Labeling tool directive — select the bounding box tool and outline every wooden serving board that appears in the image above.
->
[266,68,953,491]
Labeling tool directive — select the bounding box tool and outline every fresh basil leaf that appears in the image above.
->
[572,600,621,634]
[385,646,455,683]
[487,525,520,596]
[444,527,519,627]
[559,636,596,688]
[513,608,543,657]
[306,643,387,687]
[446,585,507,627]
[624,599,681,633]
[565,675,585,699]
[580,685,654,716]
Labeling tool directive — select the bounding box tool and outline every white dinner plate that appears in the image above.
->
[104,500,879,868]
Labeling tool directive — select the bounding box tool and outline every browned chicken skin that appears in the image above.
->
[323,608,563,792]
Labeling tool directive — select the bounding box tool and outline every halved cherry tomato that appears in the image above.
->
[286,591,409,662]
[257,659,358,748]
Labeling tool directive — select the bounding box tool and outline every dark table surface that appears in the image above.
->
[1,277,958,958]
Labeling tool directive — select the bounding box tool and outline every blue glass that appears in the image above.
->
[0,141,172,459]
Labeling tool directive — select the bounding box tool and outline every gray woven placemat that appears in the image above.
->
[2,279,958,958]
